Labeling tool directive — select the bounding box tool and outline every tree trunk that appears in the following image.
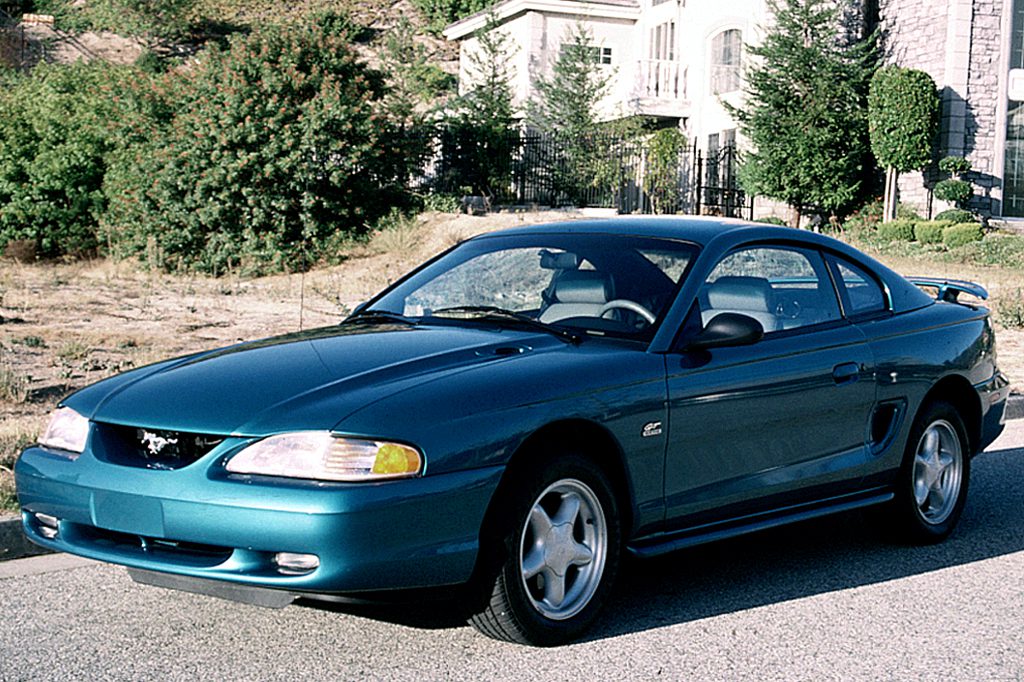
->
[883,167,899,222]
[789,204,802,229]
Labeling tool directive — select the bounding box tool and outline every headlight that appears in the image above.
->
[38,407,89,455]
[225,432,423,482]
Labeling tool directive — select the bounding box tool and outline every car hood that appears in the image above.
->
[69,323,555,436]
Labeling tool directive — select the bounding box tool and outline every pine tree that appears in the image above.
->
[446,13,518,198]
[730,0,877,228]
[527,22,612,204]
[527,22,611,138]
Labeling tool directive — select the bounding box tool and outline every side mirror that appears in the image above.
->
[686,313,764,351]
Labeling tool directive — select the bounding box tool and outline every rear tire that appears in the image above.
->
[892,400,970,544]
[468,453,620,646]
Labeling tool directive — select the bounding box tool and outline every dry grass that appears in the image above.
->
[0,416,41,514]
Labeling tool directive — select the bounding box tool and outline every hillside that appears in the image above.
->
[4,0,459,72]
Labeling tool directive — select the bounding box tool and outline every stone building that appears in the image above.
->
[878,0,1019,219]
[446,0,1024,219]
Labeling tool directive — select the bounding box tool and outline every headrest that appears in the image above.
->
[551,270,613,304]
[706,276,774,312]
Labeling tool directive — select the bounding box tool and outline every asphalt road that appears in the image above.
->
[2,422,1022,681]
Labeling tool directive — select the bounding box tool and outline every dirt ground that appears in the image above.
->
[1,210,1021,512]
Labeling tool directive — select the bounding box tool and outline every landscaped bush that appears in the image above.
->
[933,208,975,224]
[915,220,951,245]
[0,61,134,258]
[942,222,984,249]
[755,216,788,226]
[877,219,916,242]
[104,22,402,275]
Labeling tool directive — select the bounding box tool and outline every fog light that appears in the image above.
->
[273,552,319,575]
[34,512,59,540]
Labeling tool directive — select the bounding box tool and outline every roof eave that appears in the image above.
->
[443,0,641,41]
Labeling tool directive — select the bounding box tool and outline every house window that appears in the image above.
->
[710,29,742,94]
[649,21,676,61]
[1004,0,1024,216]
[560,44,612,65]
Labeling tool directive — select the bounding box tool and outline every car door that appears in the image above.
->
[663,244,878,524]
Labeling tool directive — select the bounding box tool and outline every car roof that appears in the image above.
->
[481,215,754,246]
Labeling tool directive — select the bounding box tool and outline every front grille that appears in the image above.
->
[69,523,232,567]
[97,423,225,470]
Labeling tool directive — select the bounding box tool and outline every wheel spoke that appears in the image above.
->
[937,451,955,474]
[551,492,582,526]
[529,504,554,538]
[521,545,546,580]
[922,429,939,459]
[914,477,930,506]
[543,569,567,607]
[570,540,594,567]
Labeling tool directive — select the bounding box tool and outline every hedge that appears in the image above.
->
[877,219,916,242]
[942,223,984,249]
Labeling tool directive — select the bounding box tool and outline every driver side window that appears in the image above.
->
[700,246,842,333]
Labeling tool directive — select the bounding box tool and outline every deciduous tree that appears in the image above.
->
[868,65,939,222]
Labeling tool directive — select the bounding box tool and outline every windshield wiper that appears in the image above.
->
[344,309,415,325]
[429,306,580,344]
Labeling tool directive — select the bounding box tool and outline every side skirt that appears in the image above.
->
[627,487,893,559]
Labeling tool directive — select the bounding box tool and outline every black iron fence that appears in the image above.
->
[415,128,751,219]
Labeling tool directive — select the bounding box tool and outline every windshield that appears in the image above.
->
[364,232,698,340]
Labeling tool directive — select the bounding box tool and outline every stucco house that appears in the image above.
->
[443,0,765,162]
[445,0,1024,220]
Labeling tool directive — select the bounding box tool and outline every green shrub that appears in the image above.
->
[933,208,975,223]
[755,216,788,226]
[933,179,972,206]
[942,222,984,249]
[842,200,883,232]
[877,219,916,242]
[0,61,136,258]
[915,220,951,245]
[412,0,491,33]
[938,156,971,175]
[420,193,461,213]
[995,289,1024,329]
[104,23,402,275]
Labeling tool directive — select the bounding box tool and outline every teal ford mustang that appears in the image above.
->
[16,217,1010,645]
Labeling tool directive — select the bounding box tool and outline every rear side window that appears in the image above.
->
[700,246,842,334]
[830,256,888,317]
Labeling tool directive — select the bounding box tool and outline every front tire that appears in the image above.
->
[469,454,620,646]
[893,400,970,544]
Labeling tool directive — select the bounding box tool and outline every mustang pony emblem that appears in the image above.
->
[140,431,178,457]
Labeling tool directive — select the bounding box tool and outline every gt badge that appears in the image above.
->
[642,421,663,438]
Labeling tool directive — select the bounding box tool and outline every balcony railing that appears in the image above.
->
[637,59,686,100]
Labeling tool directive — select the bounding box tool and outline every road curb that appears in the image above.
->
[0,516,50,563]
[1007,394,1024,421]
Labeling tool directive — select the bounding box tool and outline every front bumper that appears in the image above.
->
[15,444,502,595]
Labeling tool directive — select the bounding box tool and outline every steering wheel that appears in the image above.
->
[599,299,656,325]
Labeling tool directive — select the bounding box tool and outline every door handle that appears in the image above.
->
[832,362,860,385]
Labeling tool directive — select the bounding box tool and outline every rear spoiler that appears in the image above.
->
[907,277,988,303]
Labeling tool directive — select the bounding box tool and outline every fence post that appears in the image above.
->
[694,149,703,216]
